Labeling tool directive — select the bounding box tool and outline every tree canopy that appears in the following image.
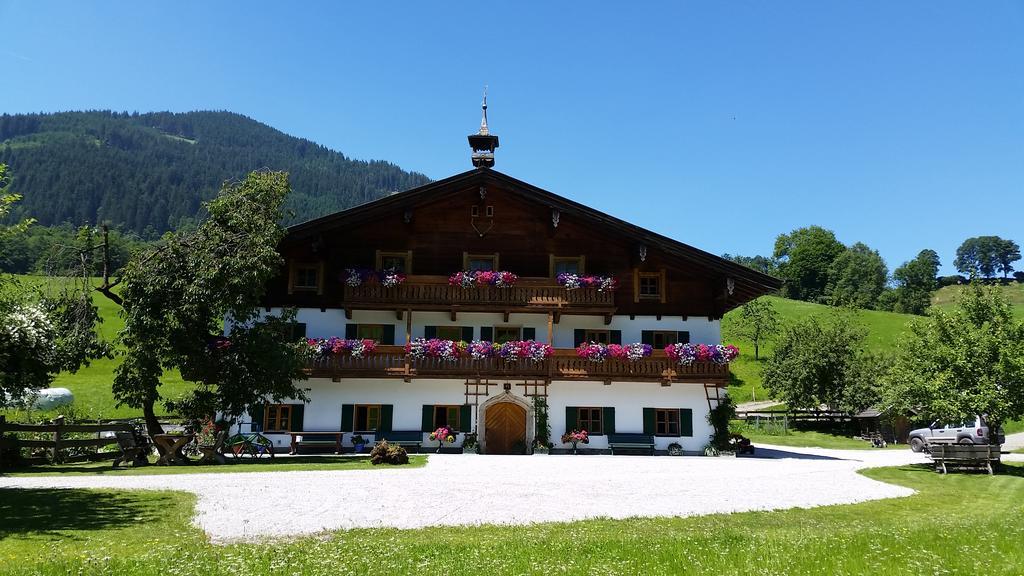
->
[825,242,888,309]
[954,236,1021,279]
[773,226,846,302]
[111,170,308,435]
[882,284,1024,428]
[883,249,940,315]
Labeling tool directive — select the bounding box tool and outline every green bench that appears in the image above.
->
[378,431,423,452]
[608,433,655,455]
[929,443,1001,475]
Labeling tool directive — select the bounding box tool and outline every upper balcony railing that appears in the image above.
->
[304,346,729,385]
[342,275,615,313]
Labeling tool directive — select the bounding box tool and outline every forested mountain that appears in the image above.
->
[0,111,431,235]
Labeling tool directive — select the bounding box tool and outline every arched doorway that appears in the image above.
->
[484,401,527,454]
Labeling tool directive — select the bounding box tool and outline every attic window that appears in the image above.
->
[290,262,323,294]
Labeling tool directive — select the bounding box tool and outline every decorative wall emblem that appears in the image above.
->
[479,186,487,200]
[639,245,647,262]
[551,208,560,228]
[727,277,735,296]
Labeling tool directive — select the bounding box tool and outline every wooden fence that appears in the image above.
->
[0,415,135,466]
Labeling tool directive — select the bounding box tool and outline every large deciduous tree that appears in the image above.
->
[762,313,884,412]
[882,284,1024,430]
[884,249,940,315]
[955,236,1021,279]
[825,242,888,309]
[773,226,845,302]
[111,171,307,436]
[732,297,780,360]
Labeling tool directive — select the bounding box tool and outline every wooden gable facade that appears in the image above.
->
[263,168,780,317]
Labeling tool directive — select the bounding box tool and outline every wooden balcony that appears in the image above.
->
[304,346,729,385]
[342,276,615,315]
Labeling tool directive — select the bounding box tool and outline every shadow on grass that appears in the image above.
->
[2,454,376,475]
[886,461,1024,478]
[0,488,169,540]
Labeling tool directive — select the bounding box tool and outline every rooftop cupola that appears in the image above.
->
[468,89,499,168]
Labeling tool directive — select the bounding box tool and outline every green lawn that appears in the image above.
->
[722,296,919,403]
[2,274,193,419]
[933,282,1024,319]
[738,428,906,450]
[2,455,426,477]
[1,463,1022,575]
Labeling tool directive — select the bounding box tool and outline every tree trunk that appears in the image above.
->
[143,400,164,441]
[754,341,760,360]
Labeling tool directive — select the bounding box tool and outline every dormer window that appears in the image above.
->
[551,255,585,277]
[289,262,323,294]
[376,250,411,273]
[634,269,666,303]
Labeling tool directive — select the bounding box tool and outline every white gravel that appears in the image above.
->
[0,445,930,543]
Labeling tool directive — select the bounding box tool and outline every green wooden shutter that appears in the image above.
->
[291,323,307,339]
[250,403,265,432]
[421,405,434,432]
[341,404,354,432]
[345,324,357,339]
[641,331,654,346]
[679,408,693,437]
[574,329,586,346]
[602,407,615,435]
[424,326,437,339]
[461,326,474,342]
[643,408,656,435]
[382,325,396,345]
[480,327,493,341]
[460,404,472,432]
[565,406,578,432]
[523,327,536,340]
[379,404,393,433]
[610,330,622,344]
[291,404,304,432]
[677,331,691,344]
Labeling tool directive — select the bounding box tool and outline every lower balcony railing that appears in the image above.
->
[304,346,729,385]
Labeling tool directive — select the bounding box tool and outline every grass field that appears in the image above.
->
[3,455,426,477]
[735,427,906,450]
[721,296,919,403]
[1,463,1021,575]
[933,282,1024,319]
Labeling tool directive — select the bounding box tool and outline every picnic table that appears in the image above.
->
[153,434,195,465]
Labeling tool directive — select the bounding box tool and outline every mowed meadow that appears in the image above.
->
[5,275,1023,418]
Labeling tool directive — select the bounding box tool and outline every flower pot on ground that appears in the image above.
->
[351,435,367,453]
[667,442,683,456]
[462,432,479,454]
[429,426,457,453]
[560,429,589,454]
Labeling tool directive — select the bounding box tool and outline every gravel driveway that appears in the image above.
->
[1,445,929,543]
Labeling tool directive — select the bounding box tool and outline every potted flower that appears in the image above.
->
[664,343,740,365]
[379,268,406,288]
[560,429,589,454]
[406,338,467,361]
[532,439,550,455]
[351,434,367,453]
[498,340,553,363]
[462,432,479,454]
[667,442,683,456]
[429,426,457,453]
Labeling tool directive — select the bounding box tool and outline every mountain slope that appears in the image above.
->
[0,111,431,234]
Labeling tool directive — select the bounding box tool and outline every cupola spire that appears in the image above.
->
[468,87,499,168]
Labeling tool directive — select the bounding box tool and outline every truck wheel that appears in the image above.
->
[910,437,924,452]
[958,437,974,445]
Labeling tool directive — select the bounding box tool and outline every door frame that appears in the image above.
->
[478,391,534,454]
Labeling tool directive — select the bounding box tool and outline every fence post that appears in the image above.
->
[51,415,65,462]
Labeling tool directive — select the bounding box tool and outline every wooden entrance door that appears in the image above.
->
[484,402,526,454]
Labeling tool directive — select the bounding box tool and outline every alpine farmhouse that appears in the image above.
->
[235,104,781,455]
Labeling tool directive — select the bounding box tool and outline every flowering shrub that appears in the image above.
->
[556,273,618,291]
[448,270,519,288]
[468,340,500,359]
[664,343,740,365]
[560,429,589,445]
[306,337,377,359]
[577,342,654,361]
[498,340,553,363]
[344,268,406,287]
[405,338,467,361]
[429,426,457,444]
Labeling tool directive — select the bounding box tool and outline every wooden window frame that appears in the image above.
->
[584,329,611,344]
[354,404,382,433]
[375,250,412,274]
[577,407,604,435]
[492,325,522,344]
[264,404,293,433]
[633,269,666,303]
[288,261,324,295]
[650,331,680,349]
[433,405,461,430]
[356,324,386,341]
[436,326,465,341]
[549,255,586,277]
[655,408,680,437]
[463,252,499,271]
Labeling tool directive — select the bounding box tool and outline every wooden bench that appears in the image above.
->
[112,431,149,467]
[377,431,423,452]
[289,432,344,455]
[608,433,655,455]
[929,443,1001,475]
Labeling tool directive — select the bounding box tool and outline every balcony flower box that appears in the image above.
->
[664,343,739,365]
[448,270,518,288]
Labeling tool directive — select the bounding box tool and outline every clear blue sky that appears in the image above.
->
[3,1,1022,276]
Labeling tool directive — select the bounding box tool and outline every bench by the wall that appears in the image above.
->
[929,444,1001,475]
[377,431,423,452]
[289,432,344,455]
[607,433,655,455]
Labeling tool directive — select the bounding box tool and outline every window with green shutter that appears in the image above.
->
[576,407,603,435]
[565,406,578,432]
